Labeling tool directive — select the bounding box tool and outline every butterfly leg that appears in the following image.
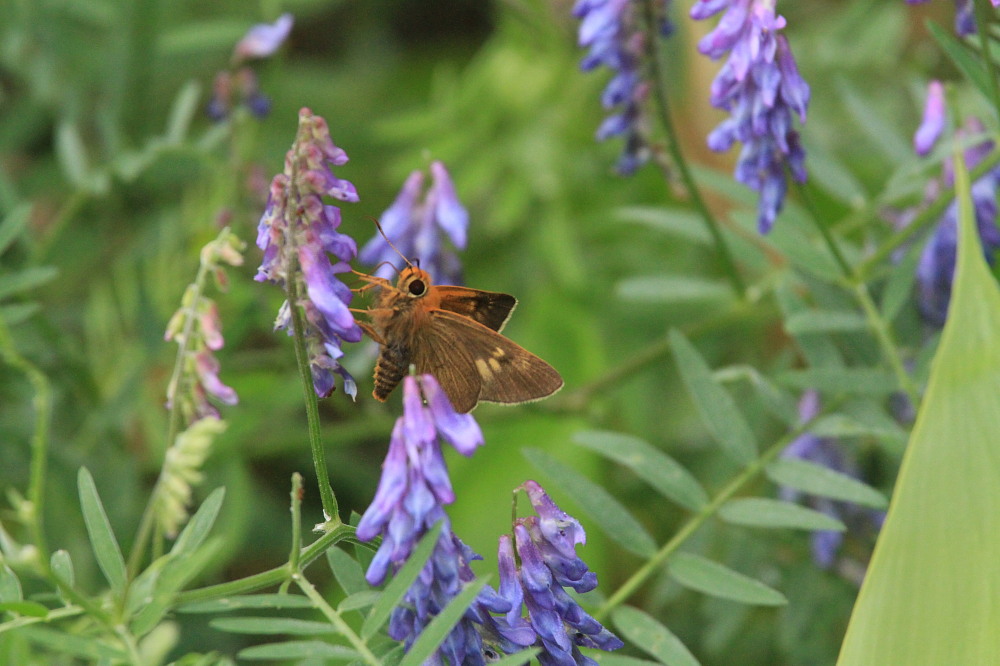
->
[355,319,387,345]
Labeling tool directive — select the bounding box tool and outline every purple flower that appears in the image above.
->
[914,80,945,156]
[574,0,669,174]
[233,13,294,62]
[510,481,623,664]
[692,0,810,233]
[255,108,362,397]
[780,392,885,569]
[359,161,469,285]
[905,0,977,35]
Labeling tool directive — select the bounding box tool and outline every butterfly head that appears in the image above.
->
[396,266,433,299]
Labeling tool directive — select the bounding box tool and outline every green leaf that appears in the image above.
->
[362,522,443,640]
[718,498,845,532]
[617,276,731,304]
[523,448,657,558]
[55,121,90,188]
[398,578,487,666]
[0,564,22,602]
[327,546,369,595]
[1,303,41,325]
[880,238,922,322]
[77,467,127,594]
[0,204,29,255]
[131,539,223,636]
[668,553,786,606]
[0,266,58,301]
[837,151,1000,664]
[612,605,701,666]
[178,593,314,613]
[171,487,225,556]
[573,430,708,511]
[670,330,758,465]
[803,138,867,206]
[50,550,75,588]
[338,590,379,612]
[22,626,127,661]
[615,206,712,245]
[783,310,868,334]
[166,80,201,144]
[810,413,906,442]
[598,656,664,666]
[0,601,49,617]
[775,279,843,368]
[927,21,991,99]
[210,617,337,635]
[238,640,357,660]
[776,368,898,395]
[488,650,542,666]
[766,458,888,509]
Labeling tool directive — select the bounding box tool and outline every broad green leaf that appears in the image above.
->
[668,553,786,606]
[0,204,29,255]
[777,368,897,395]
[170,487,225,556]
[766,458,888,509]
[617,276,731,304]
[398,578,487,666]
[0,564,22,602]
[783,310,867,335]
[210,617,336,635]
[719,498,845,532]
[238,640,357,660]
[362,522,443,640]
[177,593,314,613]
[523,448,657,558]
[670,330,757,465]
[612,605,701,666]
[78,467,127,594]
[0,267,58,301]
[0,601,49,616]
[837,154,1000,665]
[327,546,369,595]
[573,430,708,511]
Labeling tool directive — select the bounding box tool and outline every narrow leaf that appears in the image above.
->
[166,80,201,144]
[670,330,758,464]
[881,239,922,322]
[0,564,22,602]
[327,546,369,595]
[766,458,888,509]
[338,590,379,612]
[668,553,786,606]
[171,487,225,556]
[927,21,991,98]
[612,605,701,666]
[777,368,898,395]
[573,430,708,511]
[22,626,127,661]
[0,601,49,617]
[50,550,75,588]
[362,522,443,640]
[238,640,357,660]
[77,467,127,593]
[55,122,90,188]
[210,617,337,635]
[0,266,58,301]
[615,206,712,244]
[398,578,487,666]
[837,152,1000,664]
[784,310,867,334]
[488,650,542,666]
[0,204,29,255]
[524,448,657,558]
[178,593,314,613]
[719,498,845,532]
[617,276,731,304]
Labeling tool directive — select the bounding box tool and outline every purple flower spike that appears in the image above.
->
[693,1,810,233]
[233,13,294,62]
[573,0,668,174]
[359,161,469,284]
[780,392,885,569]
[914,80,945,157]
[255,108,361,397]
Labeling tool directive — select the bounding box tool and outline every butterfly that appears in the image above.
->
[354,265,563,413]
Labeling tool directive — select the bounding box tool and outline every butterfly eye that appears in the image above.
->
[408,279,426,296]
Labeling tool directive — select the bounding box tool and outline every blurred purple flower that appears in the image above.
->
[255,108,362,397]
[359,161,469,284]
[511,481,623,664]
[905,0,977,35]
[574,0,671,174]
[780,392,885,569]
[914,80,945,156]
[233,13,294,62]
[692,0,810,233]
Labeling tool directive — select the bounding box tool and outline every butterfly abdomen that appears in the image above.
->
[372,342,410,402]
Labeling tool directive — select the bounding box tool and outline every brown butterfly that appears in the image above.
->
[354,265,563,413]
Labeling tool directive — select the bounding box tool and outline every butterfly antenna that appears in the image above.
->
[370,217,413,268]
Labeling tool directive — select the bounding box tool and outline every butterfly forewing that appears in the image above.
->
[433,286,517,332]
[412,309,563,412]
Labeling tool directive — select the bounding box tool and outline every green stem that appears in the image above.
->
[0,314,52,562]
[594,405,828,620]
[853,282,920,408]
[640,0,747,299]
[293,571,381,665]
